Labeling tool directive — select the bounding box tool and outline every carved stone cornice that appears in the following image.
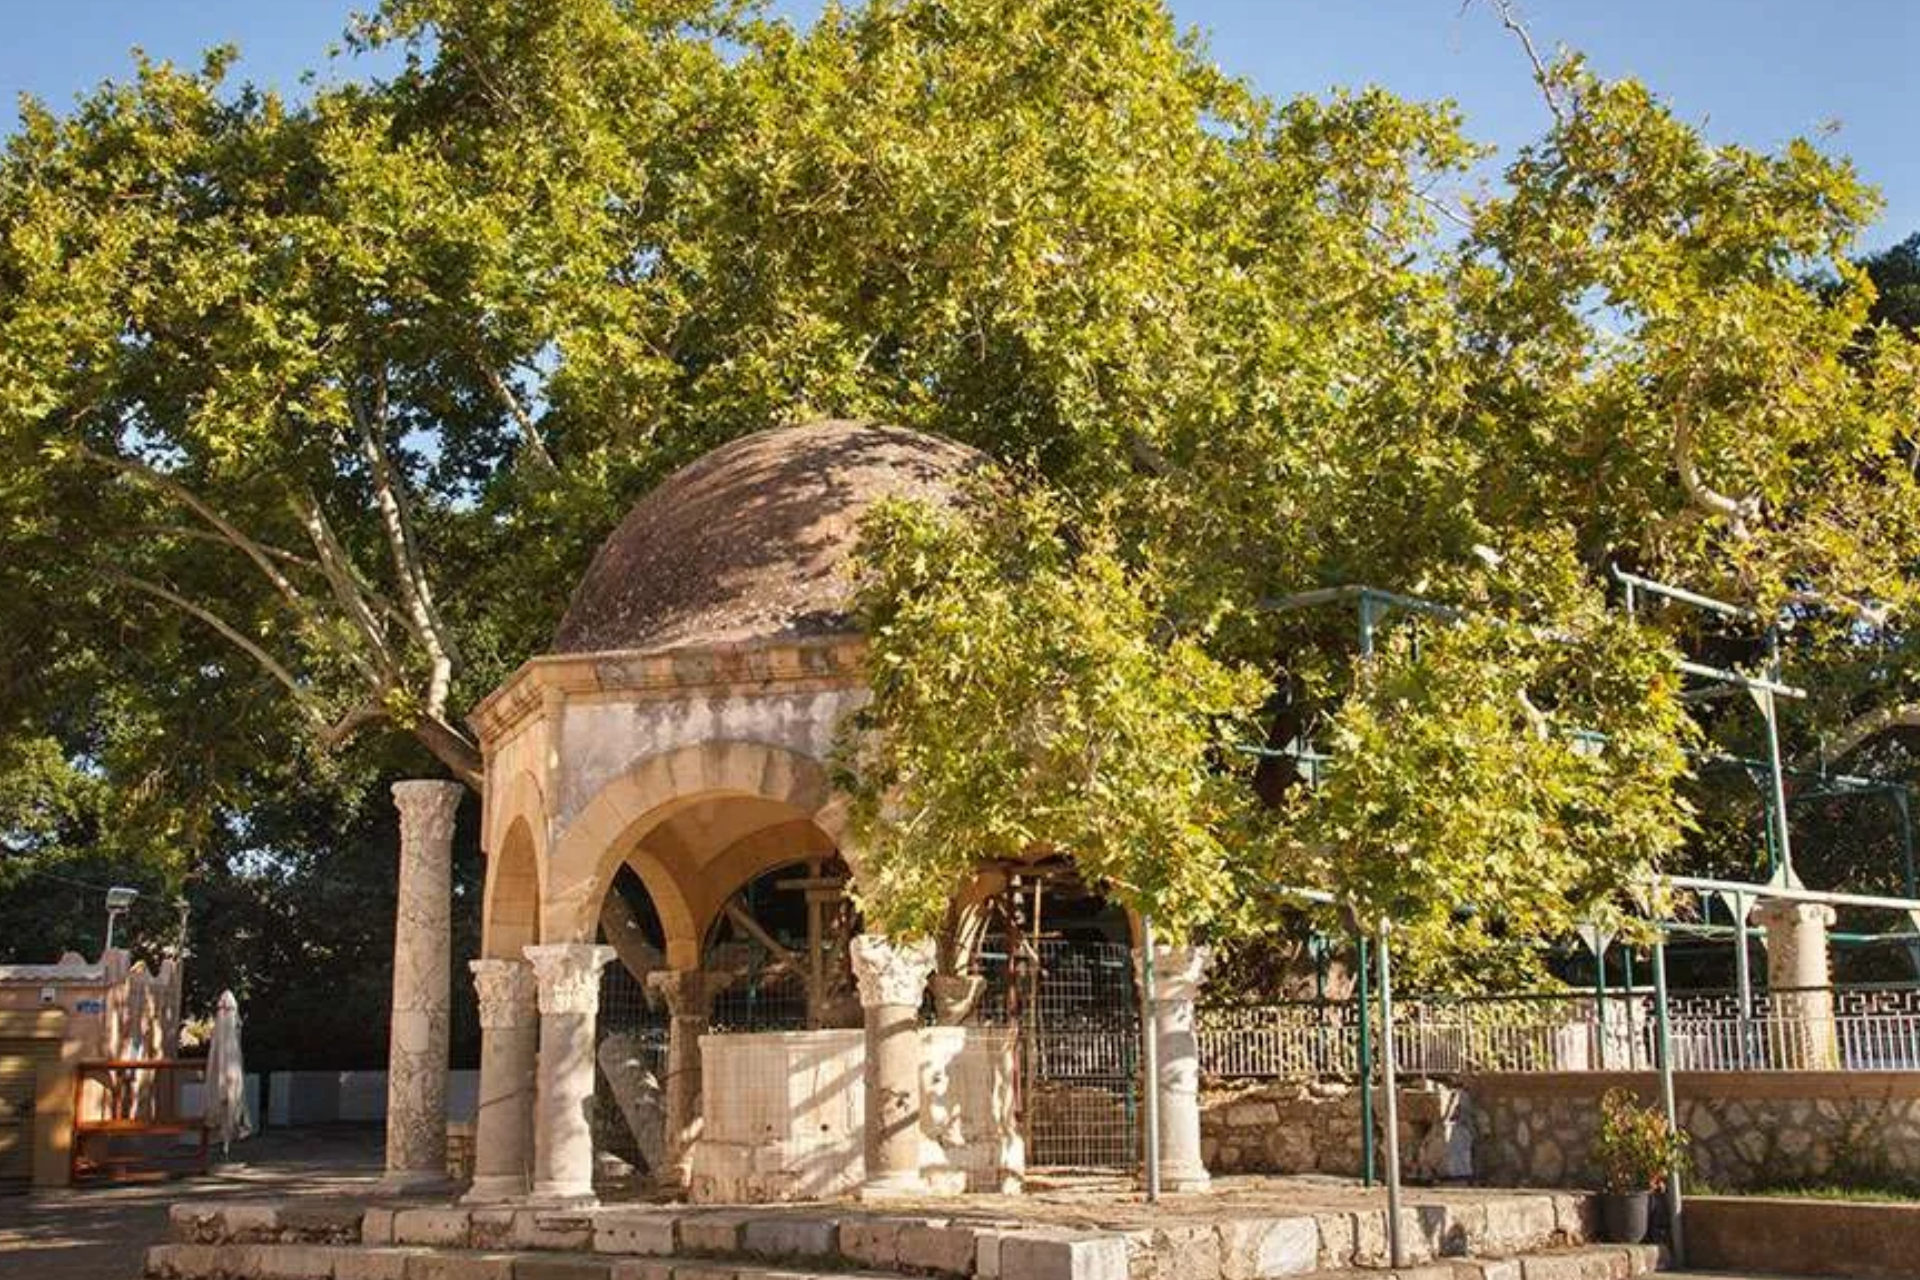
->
[523,944,615,1017]
[850,934,936,1010]
[468,635,870,747]
[470,959,538,1030]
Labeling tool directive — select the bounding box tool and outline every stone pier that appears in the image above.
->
[525,942,615,1204]
[463,958,538,1202]
[1757,899,1839,1069]
[851,933,936,1200]
[380,780,462,1193]
[1138,942,1212,1192]
[647,967,727,1190]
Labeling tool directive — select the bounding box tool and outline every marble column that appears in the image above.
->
[1756,900,1839,1069]
[850,933,936,1199]
[1135,942,1212,1192]
[645,967,727,1190]
[380,779,463,1192]
[525,942,615,1204]
[462,958,539,1203]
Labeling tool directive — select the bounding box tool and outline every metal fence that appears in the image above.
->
[1199,983,1920,1077]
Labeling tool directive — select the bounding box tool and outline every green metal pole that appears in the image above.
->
[1357,932,1375,1188]
[1653,936,1686,1266]
[1593,943,1609,1071]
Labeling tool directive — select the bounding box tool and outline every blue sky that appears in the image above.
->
[2,0,1913,251]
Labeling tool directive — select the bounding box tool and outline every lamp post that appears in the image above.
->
[103,886,139,954]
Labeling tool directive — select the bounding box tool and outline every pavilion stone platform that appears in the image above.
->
[147,1180,1666,1280]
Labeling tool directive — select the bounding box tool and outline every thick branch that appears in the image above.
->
[351,377,459,716]
[291,492,402,676]
[81,444,310,613]
[108,570,324,725]
[474,355,559,472]
[1808,702,1920,768]
[1671,395,1761,538]
[413,711,485,792]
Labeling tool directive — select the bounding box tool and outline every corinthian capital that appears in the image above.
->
[850,933,936,1010]
[523,943,615,1016]
[470,958,538,1030]
[392,780,464,857]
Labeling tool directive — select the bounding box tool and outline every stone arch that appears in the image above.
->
[545,741,848,967]
[482,769,548,960]
[483,815,543,960]
[691,818,839,946]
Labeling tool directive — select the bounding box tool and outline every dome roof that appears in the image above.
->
[552,419,990,654]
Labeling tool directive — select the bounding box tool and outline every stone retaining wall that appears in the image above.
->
[1469,1071,1920,1190]
[1199,1079,1473,1180]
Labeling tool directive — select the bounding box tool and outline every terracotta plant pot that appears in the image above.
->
[1599,1190,1651,1244]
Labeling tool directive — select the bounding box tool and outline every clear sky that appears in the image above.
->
[1,0,1913,251]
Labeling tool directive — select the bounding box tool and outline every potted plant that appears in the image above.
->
[1589,1088,1688,1243]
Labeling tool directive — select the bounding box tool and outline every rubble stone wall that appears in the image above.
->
[1199,1079,1474,1180]
[1469,1071,1920,1190]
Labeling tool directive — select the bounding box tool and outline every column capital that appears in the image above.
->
[392,779,463,851]
[1134,942,1212,1004]
[524,943,615,1016]
[1754,899,1837,930]
[470,958,538,1030]
[850,933,936,1010]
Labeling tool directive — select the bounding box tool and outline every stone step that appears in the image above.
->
[145,1239,1663,1280]
[1303,1241,1665,1280]
[165,1191,1597,1280]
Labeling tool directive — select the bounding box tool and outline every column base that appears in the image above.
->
[526,1180,599,1208]
[460,1173,530,1204]
[376,1169,454,1197]
[1141,1164,1210,1194]
[858,1171,930,1201]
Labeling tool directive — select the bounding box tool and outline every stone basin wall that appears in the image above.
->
[1199,1078,1474,1180]
[1469,1071,1920,1191]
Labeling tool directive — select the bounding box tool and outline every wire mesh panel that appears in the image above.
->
[980,938,1141,1171]
[593,961,670,1177]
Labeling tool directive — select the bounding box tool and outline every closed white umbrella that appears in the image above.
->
[204,990,253,1153]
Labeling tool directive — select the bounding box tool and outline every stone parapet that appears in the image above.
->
[1199,1079,1473,1181]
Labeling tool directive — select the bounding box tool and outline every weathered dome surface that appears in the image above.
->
[552,419,990,654]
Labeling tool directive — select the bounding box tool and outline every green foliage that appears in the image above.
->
[836,489,1269,940]
[1591,1087,1690,1194]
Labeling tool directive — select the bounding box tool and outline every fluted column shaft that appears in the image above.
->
[851,933,936,1200]
[1136,943,1212,1192]
[381,780,462,1191]
[463,959,539,1202]
[526,942,615,1204]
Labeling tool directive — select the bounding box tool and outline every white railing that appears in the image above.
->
[1198,985,1920,1077]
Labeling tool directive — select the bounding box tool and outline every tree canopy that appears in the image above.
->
[3,0,1919,996]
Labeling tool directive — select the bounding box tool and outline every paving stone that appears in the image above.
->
[1216,1217,1320,1280]
[521,1213,599,1252]
[897,1223,977,1275]
[335,1249,429,1280]
[1311,1213,1357,1271]
[840,1218,908,1268]
[394,1209,474,1249]
[974,1231,1012,1280]
[363,1208,399,1247]
[999,1232,1128,1280]
[279,1204,371,1243]
[671,1263,740,1280]
[743,1217,839,1261]
[250,1242,346,1279]
[145,1243,223,1278]
[1479,1198,1559,1254]
[1456,1258,1523,1280]
[1548,1196,1596,1245]
[404,1253,517,1280]
[1138,1225,1220,1280]
[221,1204,290,1243]
[593,1210,679,1256]
[514,1257,616,1280]
[606,1261,677,1280]
[681,1214,752,1254]
[470,1210,520,1251]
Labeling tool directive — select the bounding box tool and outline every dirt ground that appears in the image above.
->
[0,1126,382,1280]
